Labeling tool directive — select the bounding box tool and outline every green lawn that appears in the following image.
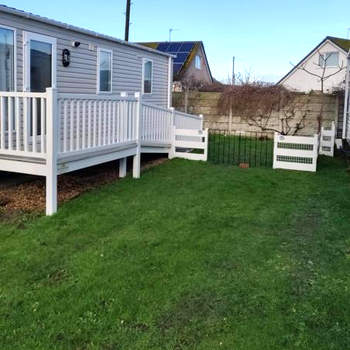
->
[1,157,350,349]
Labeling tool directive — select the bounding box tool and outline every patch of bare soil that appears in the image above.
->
[0,157,167,214]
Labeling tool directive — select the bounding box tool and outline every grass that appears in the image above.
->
[1,156,350,349]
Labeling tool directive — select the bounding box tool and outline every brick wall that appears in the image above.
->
[173,91,340,136]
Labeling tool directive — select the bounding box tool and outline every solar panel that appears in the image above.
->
[179,42,195,52]
[168,42,182,52]
[157,42,170,52]
[174,52,188,63]
[173,63,182,74]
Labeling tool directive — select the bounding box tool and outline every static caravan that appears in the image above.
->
[0,5,204,214]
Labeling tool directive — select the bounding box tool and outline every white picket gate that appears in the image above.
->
[170,128,208,161]
[273,133,319,172]
[319,122,335,157]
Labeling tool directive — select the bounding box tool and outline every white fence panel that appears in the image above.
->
[319,122,335,157]
[141,103,172,144]
[171,128,208,161]
[273,133,319,172]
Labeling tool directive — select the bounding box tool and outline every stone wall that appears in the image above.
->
[172,91,340,136]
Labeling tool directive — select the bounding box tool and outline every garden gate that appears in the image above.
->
[170,128,208,161]
[273,133,319,172]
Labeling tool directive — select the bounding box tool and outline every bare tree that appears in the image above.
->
[180,76,206,113]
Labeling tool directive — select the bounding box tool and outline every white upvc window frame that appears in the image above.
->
[142,58,153,95]
[195,55,201,70]
[97,47,113,94]
[319,51,339,68]
[23,31,57,92]
[0,24,17,92]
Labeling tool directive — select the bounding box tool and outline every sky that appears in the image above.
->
[2,0,350,83]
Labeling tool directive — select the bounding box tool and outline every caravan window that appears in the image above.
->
[0,26,15,91]
[143,59,153,94]
[98,48,112,93]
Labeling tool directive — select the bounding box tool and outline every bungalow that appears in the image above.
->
[278,36,350,93]
[0,5,205,215]
[139,41,213,88]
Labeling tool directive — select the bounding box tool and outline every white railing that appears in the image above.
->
[0,91,49,158]
[174,110,203,130]
[319,122,335,157]
[141,103,173,144]
[0,90,204,160]
[273,133,319,172]
[57,93,138,155]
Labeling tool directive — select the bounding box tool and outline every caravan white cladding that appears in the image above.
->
[273,133,319,172]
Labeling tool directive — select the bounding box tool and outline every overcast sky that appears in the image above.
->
[2,0,350,82]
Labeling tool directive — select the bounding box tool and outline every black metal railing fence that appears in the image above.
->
[208,129,274,167]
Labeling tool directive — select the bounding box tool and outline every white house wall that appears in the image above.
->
[0,11,170,107]
[281,41,348,93]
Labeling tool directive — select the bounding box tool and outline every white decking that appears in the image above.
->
[0,89,204,214]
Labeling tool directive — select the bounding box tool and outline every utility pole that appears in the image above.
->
[232,56,235,85]
[124,0,131,41]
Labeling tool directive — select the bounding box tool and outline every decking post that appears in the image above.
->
[46,87,58,215]
[119,157,127,177]
[133,92,141,178]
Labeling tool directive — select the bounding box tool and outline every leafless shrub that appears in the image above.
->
[218,83,310,135]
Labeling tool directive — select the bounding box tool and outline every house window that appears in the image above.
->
[319,52,339,67]
[195,55,201,70]
[0,26,15,91]
[98,48,112,93]
[143,59,153,94]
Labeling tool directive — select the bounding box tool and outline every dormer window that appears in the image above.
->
[319,52,339,67]
[195,55,201,70]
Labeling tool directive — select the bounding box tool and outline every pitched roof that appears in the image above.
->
[139,41,213,82]
[0,4,172,58]
[278,36,350,85]
[328,36,350,52]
